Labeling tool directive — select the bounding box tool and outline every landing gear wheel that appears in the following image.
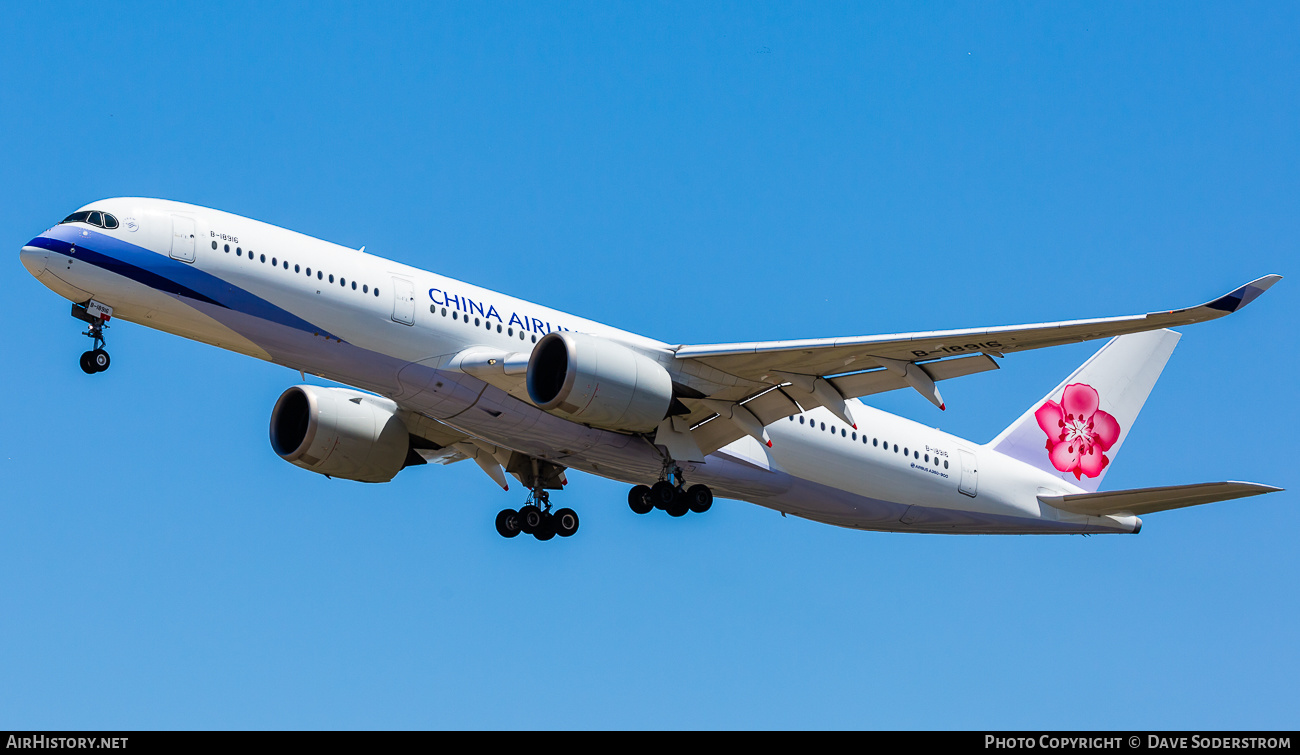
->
[650,481,677,510]
[495,508,522,538]
[519,505,543,534]
[554,508,579,537]
[666,496,689,517]
[686,484,713,513]
[628,485,653,515]
[533,512,556,541]
[79,351,97,374]
[90,349,110,372]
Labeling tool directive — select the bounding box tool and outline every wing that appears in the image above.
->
[668,275,1281,457]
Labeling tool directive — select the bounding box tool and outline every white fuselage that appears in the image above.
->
[20,198,1137,535]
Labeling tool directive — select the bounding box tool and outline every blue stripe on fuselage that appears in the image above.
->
[30,226,344,342]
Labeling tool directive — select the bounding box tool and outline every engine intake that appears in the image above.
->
[526,332,674,433]
[269,385,411,483]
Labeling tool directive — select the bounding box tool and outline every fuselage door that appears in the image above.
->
[391,276,415,325]
[170,215,196,263]
[958,449,978,498]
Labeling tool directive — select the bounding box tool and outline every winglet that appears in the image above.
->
[1199,274,1282,314]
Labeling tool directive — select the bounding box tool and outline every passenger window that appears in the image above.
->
[212,241,219,250]
[799,416,805,424]
[260,254,266,263]
[272,257,278,266]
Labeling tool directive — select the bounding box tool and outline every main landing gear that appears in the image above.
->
[627,462,713,518]
[495,457,577,542]
[71,302,111,374]
[496,489,580,542]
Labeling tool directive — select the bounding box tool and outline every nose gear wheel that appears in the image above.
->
[71,302,111,374]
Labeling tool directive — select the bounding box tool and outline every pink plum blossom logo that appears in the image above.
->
[1035,383,1121,480]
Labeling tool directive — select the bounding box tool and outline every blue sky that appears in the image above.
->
[2,2,1296,729]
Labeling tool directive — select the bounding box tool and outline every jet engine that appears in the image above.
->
[526,331,674,433]
[269,385,411,483]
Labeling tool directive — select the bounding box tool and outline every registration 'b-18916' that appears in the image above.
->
[19,199,1283,541]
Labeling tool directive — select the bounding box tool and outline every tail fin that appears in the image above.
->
[988,329,1180,492]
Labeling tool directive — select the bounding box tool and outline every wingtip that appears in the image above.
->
[1203,274,1282,314]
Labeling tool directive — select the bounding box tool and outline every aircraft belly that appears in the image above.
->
[413,377,793,499]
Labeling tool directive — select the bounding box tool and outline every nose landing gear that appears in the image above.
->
[72,302,111,374]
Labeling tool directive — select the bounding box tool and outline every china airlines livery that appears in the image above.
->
[20,199,1283,540]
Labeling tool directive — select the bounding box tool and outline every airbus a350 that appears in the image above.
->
[19,199,1282,540]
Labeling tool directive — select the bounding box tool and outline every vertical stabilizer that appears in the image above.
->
[988,329,1180,492]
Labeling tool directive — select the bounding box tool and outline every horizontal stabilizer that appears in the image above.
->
[1039,481,1282,517]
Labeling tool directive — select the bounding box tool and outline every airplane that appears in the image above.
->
[19,198,1283,540]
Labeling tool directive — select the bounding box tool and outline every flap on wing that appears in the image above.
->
[683,355,999,457]
[1039,481,1283,517]
[827,353,998,400]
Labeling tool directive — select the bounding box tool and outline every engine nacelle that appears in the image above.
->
[526,331,674,433]
[269,385,411,483]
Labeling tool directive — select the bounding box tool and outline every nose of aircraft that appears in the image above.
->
[20,244,48,277]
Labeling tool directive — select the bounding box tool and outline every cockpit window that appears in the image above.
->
[59,210,120,229]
